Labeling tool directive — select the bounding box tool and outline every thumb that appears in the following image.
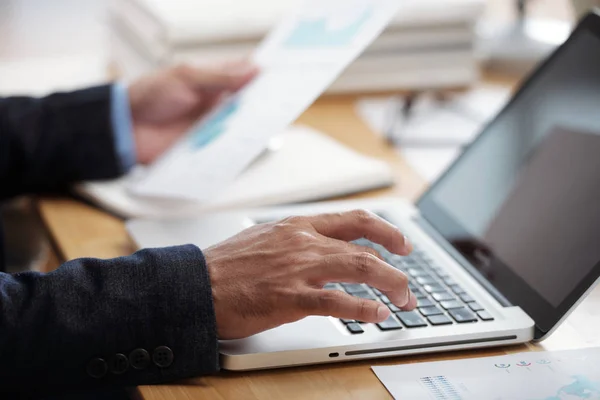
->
[177,62,258,92]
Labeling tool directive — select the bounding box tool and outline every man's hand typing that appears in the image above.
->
[204,210,417,340]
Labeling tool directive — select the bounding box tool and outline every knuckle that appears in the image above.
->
[271,218,297,233]
[365,246,382,259]
[356,298,371,318]
[282,215,305,226]
[354,252,376,278]
[289,231,317,247]
[272,216,307,234]
[330,211,345,220]
[352,209,376,226]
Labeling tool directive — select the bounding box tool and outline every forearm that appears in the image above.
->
[0,245,219,396]
[0,86,123,200]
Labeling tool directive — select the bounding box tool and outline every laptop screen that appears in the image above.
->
[417,15,600,337]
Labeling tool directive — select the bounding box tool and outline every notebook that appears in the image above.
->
[75,125,394,218]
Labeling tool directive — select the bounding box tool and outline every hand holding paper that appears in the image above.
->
[128,0,403,201]
[128,62,258,164]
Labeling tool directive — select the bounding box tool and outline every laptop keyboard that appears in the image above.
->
[325,238,495,334]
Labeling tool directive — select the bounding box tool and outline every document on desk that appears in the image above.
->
[130,0,404,200]
[372,347,600,400]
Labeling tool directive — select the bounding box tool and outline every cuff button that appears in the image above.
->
[86,358,108,379]
[129,349,151,370]
[109,353,129,374]
[152,346,174,368]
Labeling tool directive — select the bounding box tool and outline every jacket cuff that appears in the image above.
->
[144,244,220,382]
[45,85,123,181]
[100,244,220,386]
[110,83,137,173]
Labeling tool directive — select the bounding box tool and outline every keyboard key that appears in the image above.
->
[378,294,392,304]
[417,298,435,308]
[460,294,475,303]
[346,323,364,334]
[377,316,403,331]
[433,268,450,278]
[449,308,478,323]
[404,257,419,265]
[423,283,446,293]
[427,314,453,326]
[371,288,383,296]
[388,303,401,313]
[340,319,355,324]
[419,305,444,316]
[468,302,484,312]
[324,283,338,290]
[352,238,370,246]
[432,292,455,302]
[478,311,494,321]
[396,311,428,328]
[408,282,419,291]
[449,285,466,295]
[412,288,427,299]
[440,300,464,310]
[342,283,367,294]
[388,260,406,271]
[416,276,437,285]
[443,277,457,286]
[353,291,376,300]
[429,264,445,273]
[420,255,435,263]
[408,268,428,277]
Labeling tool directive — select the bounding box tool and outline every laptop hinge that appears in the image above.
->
[413,216,513,307]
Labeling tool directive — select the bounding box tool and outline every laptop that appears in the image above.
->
[127,11,600,371]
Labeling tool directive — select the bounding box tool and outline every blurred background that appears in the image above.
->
[0,0,585,272]
[0,0,577,96]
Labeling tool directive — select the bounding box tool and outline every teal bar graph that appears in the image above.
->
[284,9,371,48]
[189,100,239,149]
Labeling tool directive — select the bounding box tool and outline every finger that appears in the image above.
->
[315,253,412,307]
[401,292,418,311]
[307,210,412,256]
[300,289,390,323]
[177,63,258,91]
[322,237,384,261]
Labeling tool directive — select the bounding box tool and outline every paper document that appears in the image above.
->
[130,0,403,200]
[372,347,600,400]
[355,85,512,183]
[355,85,511,145]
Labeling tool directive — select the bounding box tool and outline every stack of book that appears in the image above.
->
[108,0,486,93]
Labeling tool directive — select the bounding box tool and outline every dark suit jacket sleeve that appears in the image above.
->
[0,244,219,396]
[0,85,122,199]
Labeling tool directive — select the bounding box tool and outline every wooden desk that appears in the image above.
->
[37,94,600,400]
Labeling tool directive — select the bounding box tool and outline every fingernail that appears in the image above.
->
[403,235,413,254]
[408,292,418,309]
[377,304,390,320]
[404,285,411,305]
